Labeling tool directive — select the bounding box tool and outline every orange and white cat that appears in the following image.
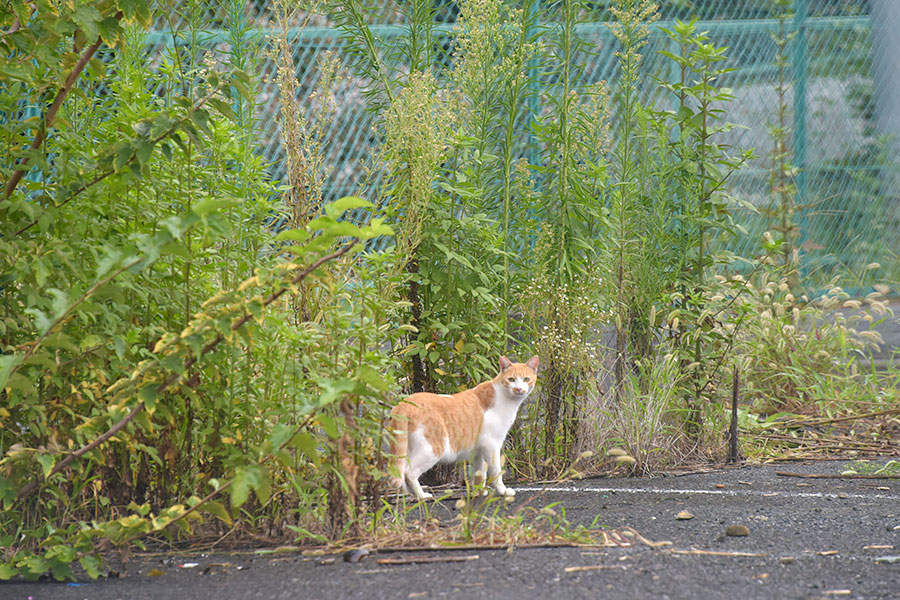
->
[389,356,539,500]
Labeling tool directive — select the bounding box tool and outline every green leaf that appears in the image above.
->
[134,140,154,169]
[317,377,356,407]
[127,501,152,517]
[113,143,133,172]
[113,336,127,359]
[274,229,310,243]
[24,308,50,336]
[49,288,68,320]
[23,555,49,579]
[118,0,151,27]
[202,500,232,525]
[286,525,328,544]
[247,299,263,321]
[36,453,54,479]
[50,561,73,582]
[190,108,212,135]
[95,248,124,280]
[98,16,123,47]
[72,5,102,40]
[139,385,157,411]
[306,216,362,239]
[230,470,250,509]
[355,364,390,392]
[291,432,320,464]
[207,97,236,120]
[79,555,102,579]
[0,563,18,580]
[269,424,294,451]
[358,218,393,239]
[0,354,22,391]
[324,196,371,219]
[230,464,262,508]
[317,413,339,439]
[192,196,238,217]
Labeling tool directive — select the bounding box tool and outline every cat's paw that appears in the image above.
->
[497,487,515,497]
[416,492,434,500]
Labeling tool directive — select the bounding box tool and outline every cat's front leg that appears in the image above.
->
[488,448,514,497]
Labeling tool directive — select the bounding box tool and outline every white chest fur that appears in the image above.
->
[478,382,527,448]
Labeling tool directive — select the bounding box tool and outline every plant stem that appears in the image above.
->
[4,20,117,200]
[15,240,358,502]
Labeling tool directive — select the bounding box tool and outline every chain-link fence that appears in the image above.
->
[147,0,896,290]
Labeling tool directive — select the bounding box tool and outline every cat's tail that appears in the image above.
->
[387,416,408,492]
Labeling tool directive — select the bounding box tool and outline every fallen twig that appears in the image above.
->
[564,564,628,573]
[772,456,883,462]
[333,527,670,555]
[775,471,900,480]
[785,408,900,428]
[756,433,898,454]
[376,555,479,565]
[369,540,622,553]
[667,548,767,558]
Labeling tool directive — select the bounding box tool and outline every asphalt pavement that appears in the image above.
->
[5,460,900,600]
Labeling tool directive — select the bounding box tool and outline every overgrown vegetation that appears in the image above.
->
[1,0,897,582]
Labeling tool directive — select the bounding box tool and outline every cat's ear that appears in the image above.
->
[525,355,540,372]
[499,356,512,372]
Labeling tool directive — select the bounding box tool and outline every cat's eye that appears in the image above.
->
[507,377,515,382]
[523,377,530,382]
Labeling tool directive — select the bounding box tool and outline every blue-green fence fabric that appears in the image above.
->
[144,0,890,290]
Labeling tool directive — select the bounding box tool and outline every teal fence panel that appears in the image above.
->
[145,0,894,290]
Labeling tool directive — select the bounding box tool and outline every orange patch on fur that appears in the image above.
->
[390,383,493,455]
[389,359,538,461]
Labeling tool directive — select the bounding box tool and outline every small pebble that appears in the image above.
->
[837,492,849,499]
[780,556,796,565]
[676,511,694,520]
[343,549,370,563]
[726,524,750,537]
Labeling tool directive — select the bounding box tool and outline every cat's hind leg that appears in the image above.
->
[405,426,438,500]
[404,471,432,500]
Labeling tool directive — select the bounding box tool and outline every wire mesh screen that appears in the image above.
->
[146,0,895,289]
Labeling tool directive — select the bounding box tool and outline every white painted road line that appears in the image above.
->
[513,486,900,501]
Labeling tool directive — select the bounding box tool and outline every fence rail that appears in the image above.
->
[144,0,895,290]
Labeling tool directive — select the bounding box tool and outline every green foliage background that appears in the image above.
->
[0,0,897,582]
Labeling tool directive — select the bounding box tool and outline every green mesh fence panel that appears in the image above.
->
[143,0,894,291]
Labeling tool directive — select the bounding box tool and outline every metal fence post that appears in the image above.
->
[793,0,808,247]
[526,0,540,167]
[872,1,900,202]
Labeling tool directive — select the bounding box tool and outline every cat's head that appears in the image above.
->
[496,355,539,400]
